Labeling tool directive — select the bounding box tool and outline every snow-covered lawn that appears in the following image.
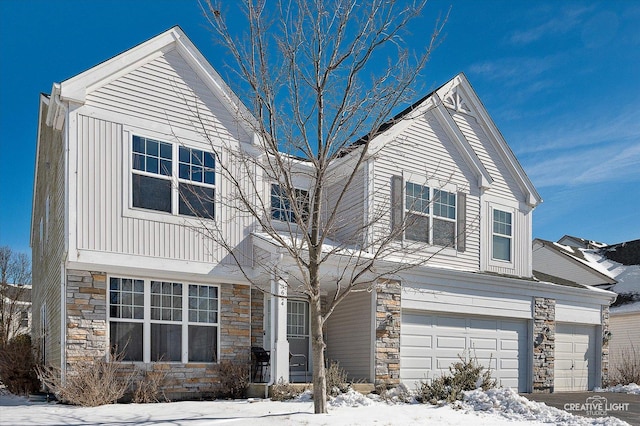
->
[0,387,630,426]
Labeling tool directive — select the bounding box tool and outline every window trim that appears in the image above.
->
[107,275,220,364]
[490,206,514,264]
[123,130,217,224]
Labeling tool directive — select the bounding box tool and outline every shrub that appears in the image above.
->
[37,352,134,406]
[611,344,640,386]
[270,378,307,401]
[214,360,249,399]
[417,353,496,405]
[0,334,40,395]
[132,367,169,403]
[326,360,350,397]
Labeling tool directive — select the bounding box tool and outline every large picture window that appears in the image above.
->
[492,209,512,261]
[131,135,215,219]
[405,182,457,247]
[108,277,219,363]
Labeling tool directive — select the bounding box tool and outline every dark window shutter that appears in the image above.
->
[391,175,404,239]
[457,192,466,252]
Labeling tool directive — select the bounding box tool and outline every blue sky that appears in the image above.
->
[1,0,639,256]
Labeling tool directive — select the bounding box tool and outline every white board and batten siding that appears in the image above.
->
[325,290,373,382]
[372,111,481,271]
[72,47,253,270]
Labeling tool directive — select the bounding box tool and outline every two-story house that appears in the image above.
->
[31,27,614,399]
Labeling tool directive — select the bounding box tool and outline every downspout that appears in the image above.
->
[60,263,66,383]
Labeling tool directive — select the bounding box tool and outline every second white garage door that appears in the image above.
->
[400,311,528,391]
[555,323,596,391]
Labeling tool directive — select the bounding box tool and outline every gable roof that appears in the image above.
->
[46,26,257,135]
[352,73,540,206]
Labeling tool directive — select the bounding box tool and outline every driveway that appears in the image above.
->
[523,392,640,425]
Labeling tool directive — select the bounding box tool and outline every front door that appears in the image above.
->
[287,300,310,377]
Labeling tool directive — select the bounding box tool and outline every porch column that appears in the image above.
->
[270,274,290,383]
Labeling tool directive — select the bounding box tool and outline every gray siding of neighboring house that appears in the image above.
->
[608,311,640,378]
[32,101,67,368]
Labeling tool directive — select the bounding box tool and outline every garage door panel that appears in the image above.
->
[400,311,528,392]
[436,336,466,349]
[402,356,432,370]
[402,334,432,348]
[435,316,467,329]
[469,337,498,350]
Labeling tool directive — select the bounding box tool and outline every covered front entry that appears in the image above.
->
[555,323,596,391]
[264,295,311,383]
[400,310,528,391]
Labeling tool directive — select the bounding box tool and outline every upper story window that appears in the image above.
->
[270,184,309,223]
[109,276,219,363]
[131,135,215,219]
[492,209,512,261]
[405,182,457,247]
[178,147,215,219]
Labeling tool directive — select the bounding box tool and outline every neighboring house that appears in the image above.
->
[31,27,614,399]
[0,283,32,342]
[533,237,640,383]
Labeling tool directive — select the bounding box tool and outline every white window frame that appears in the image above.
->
[490,206,514,264]
[404,179,458,249]
[107,276,220,364]
[124,130,217,224]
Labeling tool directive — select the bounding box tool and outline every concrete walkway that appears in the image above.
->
[523,392,640,425]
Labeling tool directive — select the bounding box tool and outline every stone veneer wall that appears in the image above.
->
[250,288,264,348]
[65,269,251,399]
[601,306,610,386]
[532,297,555,393]
[66,270,108,362]
[374,281,401,388]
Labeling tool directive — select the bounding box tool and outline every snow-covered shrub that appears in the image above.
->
[214,360,249,399]
[37,352,134,406]
[0,334,40,395]
[417,353,496,405]
[326,360,350,396]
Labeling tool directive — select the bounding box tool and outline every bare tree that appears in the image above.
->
[194,0,449,413]
[0,246,32,346]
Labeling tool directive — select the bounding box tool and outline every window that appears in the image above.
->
[271,184,309,223]
[131,135,215,219]
[492,209,512,261]
[178,147,215,219]
[405,182,457,247]
[108,277,219,363]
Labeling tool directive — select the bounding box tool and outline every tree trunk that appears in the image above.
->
[310,291,327,413]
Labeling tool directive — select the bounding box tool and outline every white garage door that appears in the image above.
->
[400,311,528,392]
[555,323,596,391]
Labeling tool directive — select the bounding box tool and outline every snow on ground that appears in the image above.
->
[0,388,629,426]
[596,383,640,395]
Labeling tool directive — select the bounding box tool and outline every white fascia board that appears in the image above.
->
[31,95,49,248]
[400,264,616,305]
[432,100,493,190]
[59,29,180,103]
[67,251,250,285]
[438,74,542,207]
